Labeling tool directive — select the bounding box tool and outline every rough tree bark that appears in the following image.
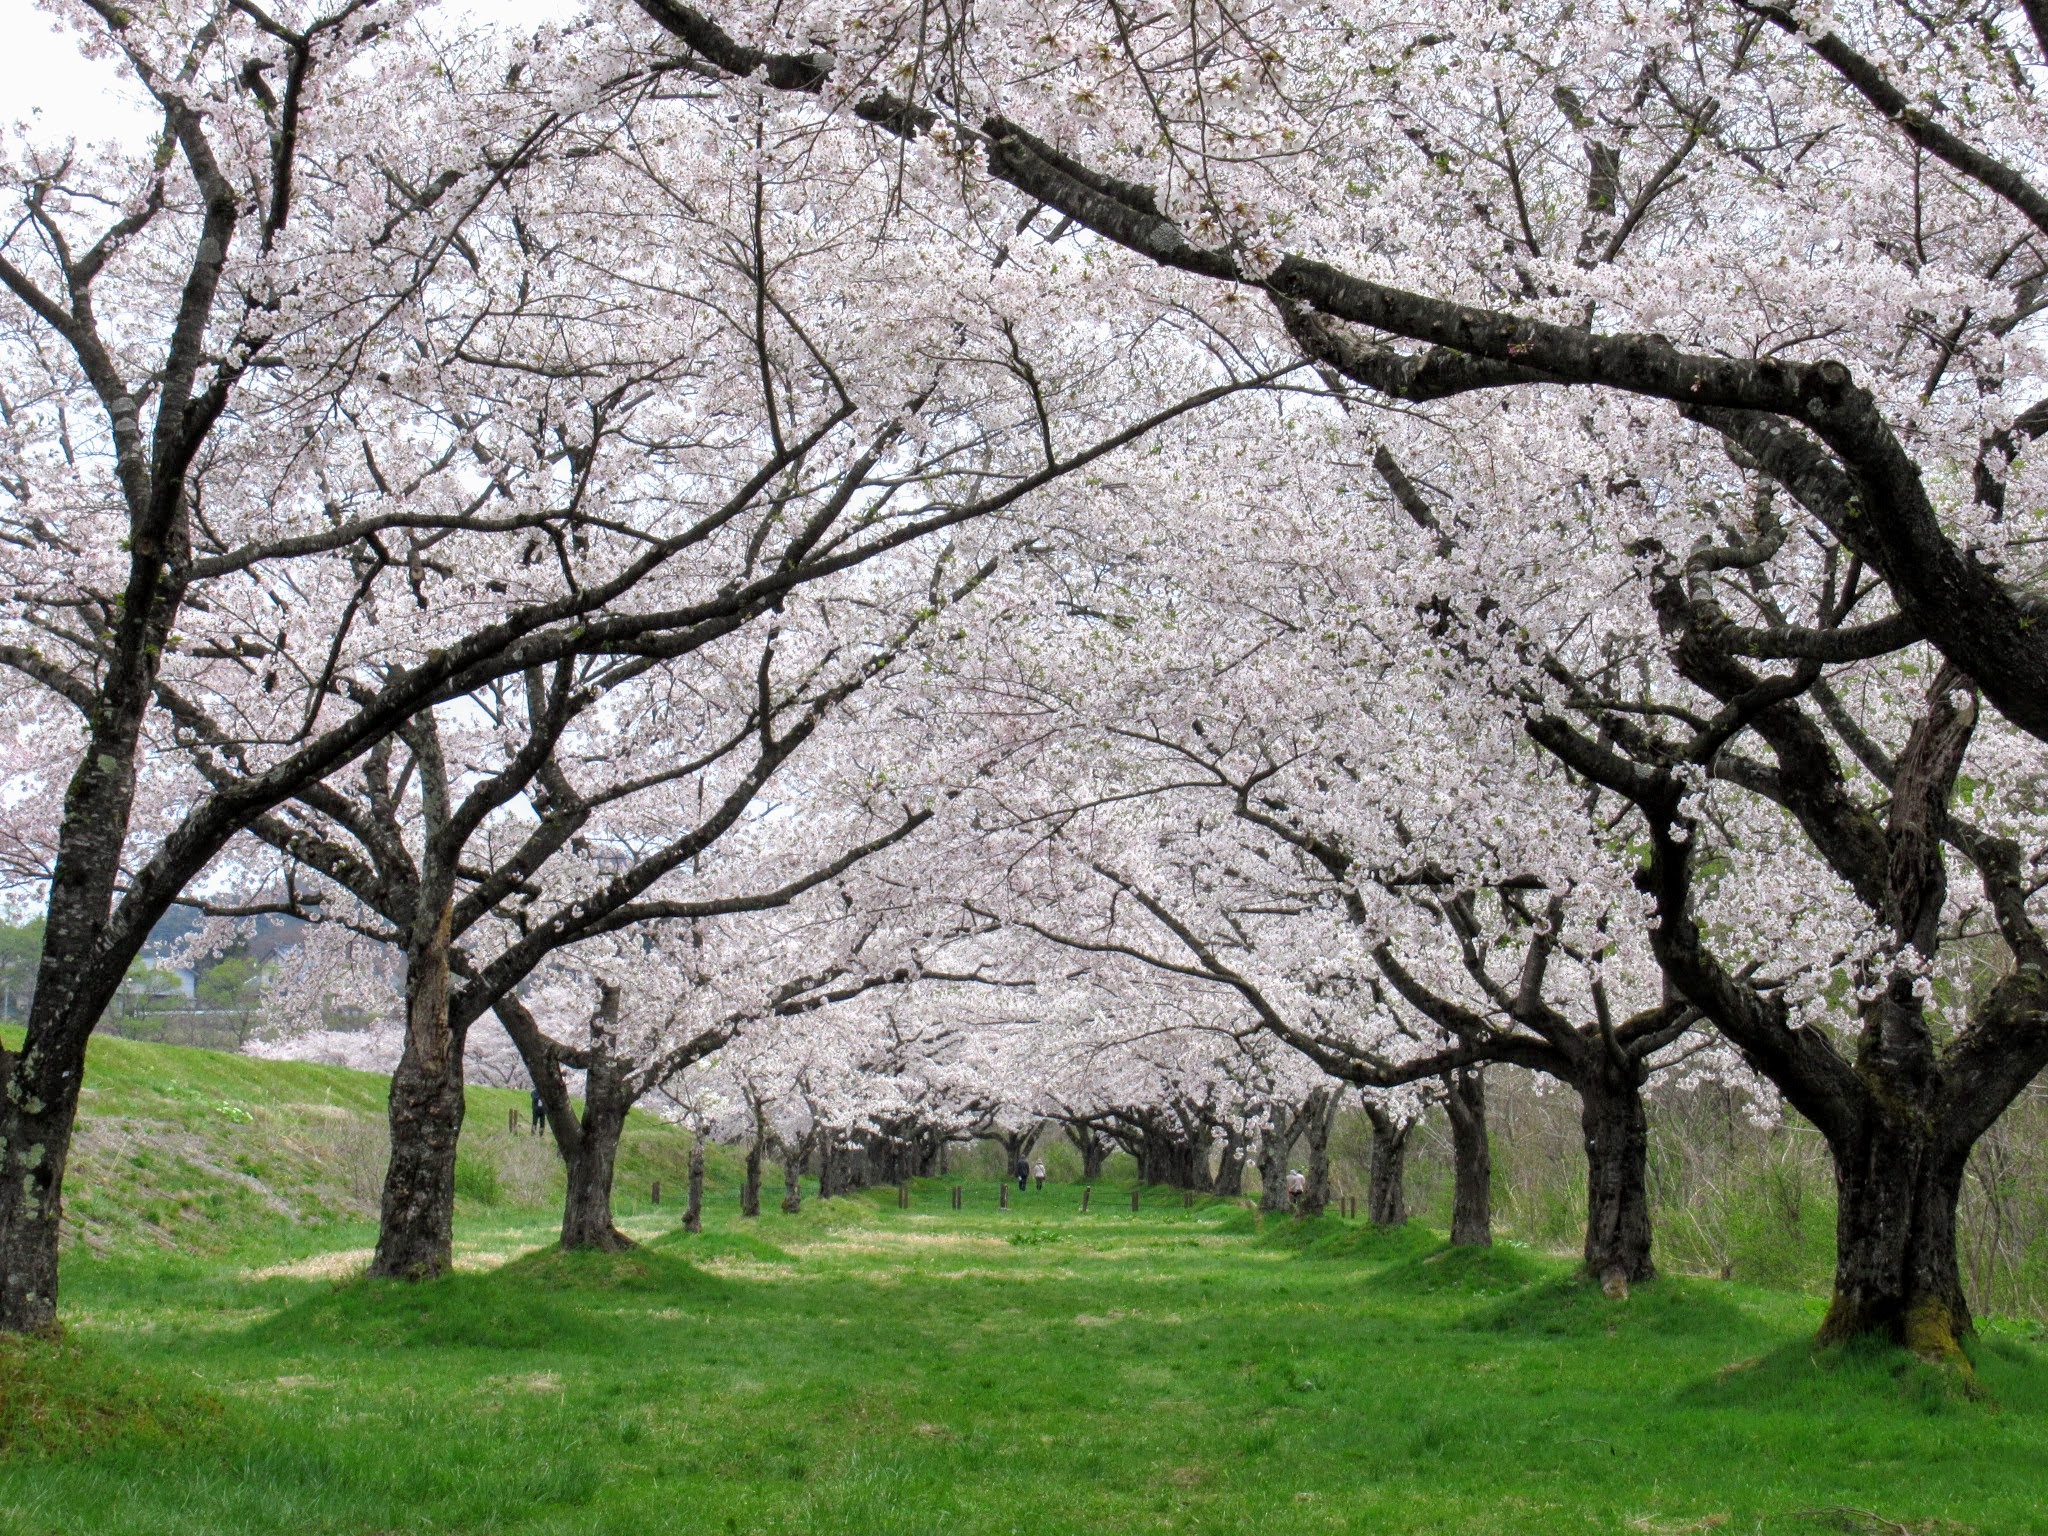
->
[1213,1126,1249,1197]
[684,1132,705,1234]
[495,988,636,1254]
[740,1123,764,1219]
[1617,663,2039,1353]
[1445,1068,1492,1248]
[1300,1087,1337,1217]
[1364,1104,1412,1228]
[816,1131,844,1199]
[1579,1059,1655,1286]
[371,893,466,1279]
[1821,1110,1971,1351]
[559,1054,635,1253]
[780,1144,804,1215]
[1255,1109,1297,1214]
[1064,1123,1111,1182]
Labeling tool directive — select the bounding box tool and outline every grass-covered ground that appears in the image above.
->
[0,1029,695,1255]
[3,1037,2046,1534]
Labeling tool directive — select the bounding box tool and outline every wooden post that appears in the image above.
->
[651,1179,661,1206]
[898,1183,909,1209]
[1081,1186,1091,1212]
[952,1185,962,1210]
[508,1106,519,1135]
[1131,1189,1140,1213]
[1000,1183,1009,1210]
[1183,1189,1194,1209]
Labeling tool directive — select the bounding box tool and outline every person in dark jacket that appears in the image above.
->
[530,1088,546,1136]
[1014,1155,1029,1191]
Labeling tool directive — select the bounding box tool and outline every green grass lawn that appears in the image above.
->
[2,1034,2045,1533]
[5,1188,2047,1535]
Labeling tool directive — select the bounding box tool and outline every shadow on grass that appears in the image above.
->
[1464,1272,1754,1339]
[773,1193,890,1231]
[647,1227,797,1264]
[1674,1331,2040,1416]
[1370,1240,1556,1299]
[1252,1215,1444,1265]
[0,1333,221,1457]
[243,1244,729,1353]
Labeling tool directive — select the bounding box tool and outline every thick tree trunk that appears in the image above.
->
[1578,1063,1654,1286]
[1255,1119,1294,1213]
[0,744,179,1330]
[740,1136,763,1219]
[684,1133,704,1234]
[1081,1139,1107,1181]
[1300,1087,1336,1217]
[561,1108,632,1252]
[1189,1124,1218,1193]
[864,1135,894,1187]
[0,496,185,1334]
[1365,1106,1410,1228]
[1001,1125,1044,1169]
[1065,1124,1110,1182]
[371,907,465,1279]
[1820,1117,1971,1356]
[1213,1129,1248,1197]
[560,1058,633,1252]
[1445,1067,1492,1248]
[916,1127,945,1177]
[824,1133,870,1193]
[780,1154,803,1215]
[866,1120,935,1187]
[1131,1120,1203,1189]
[1128,1130,1156,1185]
[0,1021,89,1334]
[816,1132,842,1199]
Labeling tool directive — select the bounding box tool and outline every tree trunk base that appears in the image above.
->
[1445,1068,1492,1248]
[1819,1124,1973,1363]
[1818,1290,1972,1363]
[1579,1067,1655,1286]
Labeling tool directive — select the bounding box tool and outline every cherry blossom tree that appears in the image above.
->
[0,0,1266,1328]
[0,0,588,1333]
[495,842,1006,1248]
[219,557,975,1272]
[627,0,2048,741]
[605,0,2048,1348]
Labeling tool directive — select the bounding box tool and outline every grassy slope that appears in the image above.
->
[2,1038,2045,1535]
[1,1026,706,1259]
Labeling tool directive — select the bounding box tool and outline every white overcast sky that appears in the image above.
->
[2,5,156,144]
[2,2,566,147]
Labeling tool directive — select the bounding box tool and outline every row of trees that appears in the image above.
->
[0,0,1247,1328]
[3,0,2046,1362]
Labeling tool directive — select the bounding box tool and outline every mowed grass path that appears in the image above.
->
[4,1186,2047,1535]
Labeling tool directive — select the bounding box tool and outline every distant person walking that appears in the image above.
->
[1285,1167,1307,1212]
[1033,1160,1046,1192]
[530,1088,546,1136]
[1014,1155,1030,1192]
